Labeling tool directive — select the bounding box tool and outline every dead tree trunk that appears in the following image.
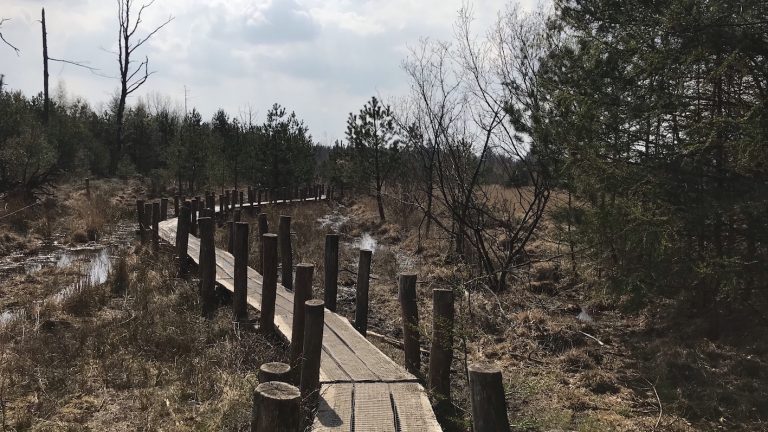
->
[41,8,49,125]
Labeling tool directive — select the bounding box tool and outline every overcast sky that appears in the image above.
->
[1,0,536,143]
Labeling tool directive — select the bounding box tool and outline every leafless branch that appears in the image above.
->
[0,18,20,55]
[48,57,99,72]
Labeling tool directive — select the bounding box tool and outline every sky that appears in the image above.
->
[0,0,537,144]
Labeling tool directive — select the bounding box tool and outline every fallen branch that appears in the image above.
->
[579,330,606,346]
[641,378,663,430]
[367,330,430,356]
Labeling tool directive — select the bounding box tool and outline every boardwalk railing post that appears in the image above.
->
[399,273,420,375]
[239,190,244,209]
[233,221,249,324]
[323,234,339,311]
[300,299,325,425]
[257,213,269,273]
[248,187,255,216]
[279,215,293,291]
[143,203,152,244]
[190,198,199,236]
[469,364,511,432]
[251,381,301,432]
[289,263,314,383]
[173,195,180,217]
[258,362,291,383]
[429,288,455,416]
[228,209,241,254]
[177,203,191,276]
[198,217,216,319]
[160,197,168,221]
[260,233,278,334]
[355,249,372,336]
[136,199,145,236]
[152,202,160,252]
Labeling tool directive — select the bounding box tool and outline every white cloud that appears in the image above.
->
[0,0,541,141]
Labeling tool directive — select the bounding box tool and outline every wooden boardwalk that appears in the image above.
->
[157,198,441,431]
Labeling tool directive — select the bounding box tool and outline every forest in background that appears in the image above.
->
[2,0,767,338]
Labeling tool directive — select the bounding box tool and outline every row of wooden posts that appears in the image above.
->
[134,184,511,432]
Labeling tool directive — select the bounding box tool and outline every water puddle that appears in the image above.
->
[317,208,349,231]
[0,221,134,324]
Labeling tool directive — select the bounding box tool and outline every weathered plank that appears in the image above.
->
[314,383,353,431]
[390,383,443,432]
[353,383,397,432]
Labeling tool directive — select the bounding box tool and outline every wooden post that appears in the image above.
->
[198,217,216,319]
[259,362,291,383]
[248,187,255,215]
[289,263,314,382]
[257,213,269,273]
[190,198,199,236]
[354,249,372,336]
[143,203,152,244]
[469,364,511,432]
[207,193,215,211]
[323,234,339,312]
[160,198,168,221]
[233,222,249,324]
[136,199,145,235]
[151,202,160,252]
[177,203,190,276]
[173,195,180,216]
[429,288,455,415]
[300,299,325,420]
[279,215,293,291]
[240,190,244,208]
[399,273,420,375]
[85,177,90,200]
[251,381,301,432]
[219,194,225,214]
[260,233,278,334]
[228,209,241,254]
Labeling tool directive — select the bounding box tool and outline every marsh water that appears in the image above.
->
[0,220,136,323]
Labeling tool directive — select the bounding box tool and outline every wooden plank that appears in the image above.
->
[352,383,397,432]
[319,349,350,382]
[324,313,414,382]
[389,383,442,432]
[313,383,354,431]
[321,310,379,381]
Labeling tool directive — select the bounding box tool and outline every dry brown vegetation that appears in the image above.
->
[280,190,767,432]
[0,245,286,431]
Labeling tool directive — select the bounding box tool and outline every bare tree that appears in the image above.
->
[0,18,20,55]
[113,0,173,173]
[40,8,99,124]
[401,6,553,291]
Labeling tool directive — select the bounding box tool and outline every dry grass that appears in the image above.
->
[309,190,768,431]
[0,244,286,431]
